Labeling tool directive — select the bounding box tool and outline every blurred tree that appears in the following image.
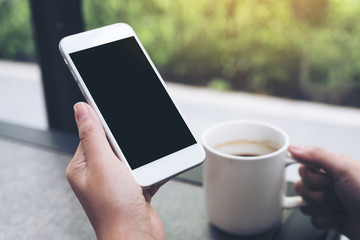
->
[2,0,360,106]
[0,0,34,61]
[291,0,328,27]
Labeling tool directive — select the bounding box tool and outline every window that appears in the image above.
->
[2,0,360,133]
[0,0,47,130]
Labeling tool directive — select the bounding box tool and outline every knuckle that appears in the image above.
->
[65,167,74,184]
[298,165,306,178]
[337,155,356,172]
[294,181,303,195]
[303,169,330,189]
[65,160,75,182]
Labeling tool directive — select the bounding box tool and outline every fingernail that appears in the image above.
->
[289,144,304,152]
[74,102,89,122]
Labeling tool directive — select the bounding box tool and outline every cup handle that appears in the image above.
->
[282,156,307,209]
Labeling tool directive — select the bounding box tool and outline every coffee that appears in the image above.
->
[214,139,279,157]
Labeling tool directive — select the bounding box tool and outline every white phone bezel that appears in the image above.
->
[59,23,205,188]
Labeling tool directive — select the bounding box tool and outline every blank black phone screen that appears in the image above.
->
[70,37,196,170]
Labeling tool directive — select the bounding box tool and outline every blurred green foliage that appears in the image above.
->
[0,0,34,61]
[2,0,360,106]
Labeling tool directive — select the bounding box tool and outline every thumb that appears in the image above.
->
[289,144,349,181]
[74,102,115,166]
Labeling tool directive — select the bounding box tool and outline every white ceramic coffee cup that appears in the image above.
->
[202,120,305,236]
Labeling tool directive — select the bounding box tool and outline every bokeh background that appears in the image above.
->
[2,0,360,106]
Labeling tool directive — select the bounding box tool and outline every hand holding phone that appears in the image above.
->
[59,23,205,187]
[67,102,165,239]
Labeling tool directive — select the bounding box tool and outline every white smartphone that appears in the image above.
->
[59,23,205,188]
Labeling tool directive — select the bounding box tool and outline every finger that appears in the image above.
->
[289,145,349,181]
[74,102,115,166]
[294,180,338,204]
[300,203,346,217]
[299,165,333,191]
[311,214,347,230]
[143,180,168,203]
